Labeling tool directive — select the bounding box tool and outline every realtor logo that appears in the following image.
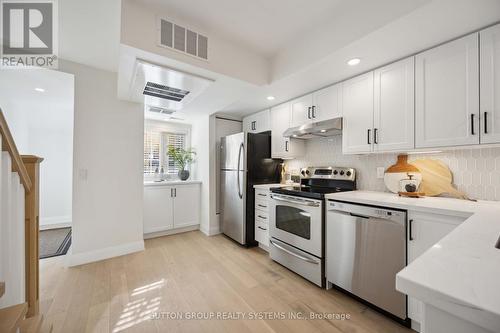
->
[0,0,58,68]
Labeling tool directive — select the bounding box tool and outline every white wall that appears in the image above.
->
[0,69,74,229]
[59,60,145,266]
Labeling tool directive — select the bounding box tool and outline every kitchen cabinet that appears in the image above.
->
[290,94,313,128]
[373,57,415,152]
[342,72,374,154]
[143,183,201,235]
[415,33,479,148]
[143,185,174,233]
[172,184,200,228]
[312,83,342,123]
[254,188,270,249]
[243,109,271,133]
[406,211,467,325]
[289,84,342,128]
[270,102,305,159]
[480,23,500,144]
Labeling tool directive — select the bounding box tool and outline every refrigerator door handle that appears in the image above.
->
[237,142,244,199]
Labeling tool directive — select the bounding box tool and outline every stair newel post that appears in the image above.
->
[21,155,43,317]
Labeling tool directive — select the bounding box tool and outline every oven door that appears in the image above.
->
[269,193,323,257]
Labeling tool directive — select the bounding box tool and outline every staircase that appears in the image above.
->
[0,109,50,332]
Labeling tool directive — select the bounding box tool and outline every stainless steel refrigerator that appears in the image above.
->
[220,132,281,245]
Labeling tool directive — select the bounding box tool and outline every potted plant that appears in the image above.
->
[167,146,196,181]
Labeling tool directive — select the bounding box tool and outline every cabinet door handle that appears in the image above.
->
[484,111,488,134]
[471,114,475,135]
[258,215,267,220]
[285,140,289,152]
[258,193,267,197]
[307,107,311,119]
[170,188,173,197]
[174,188,177,197]
[374,128,378,144]
[258,226,267,231]
[367,129,371,144]
[311,105,316,119]
[409,219,414,241]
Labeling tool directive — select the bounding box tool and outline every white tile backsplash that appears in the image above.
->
[285,136,500,201]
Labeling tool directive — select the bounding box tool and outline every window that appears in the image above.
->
[143,130,187,175]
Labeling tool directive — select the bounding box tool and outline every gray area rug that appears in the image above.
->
[39,227,71,259]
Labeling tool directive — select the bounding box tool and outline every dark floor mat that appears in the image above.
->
[39,227,71,259]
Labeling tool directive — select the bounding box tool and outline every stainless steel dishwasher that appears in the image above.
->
[326,200,407,320]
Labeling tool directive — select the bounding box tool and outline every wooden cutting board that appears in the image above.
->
[411,159,468,199]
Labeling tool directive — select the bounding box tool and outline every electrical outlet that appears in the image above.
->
[376,167,385,179]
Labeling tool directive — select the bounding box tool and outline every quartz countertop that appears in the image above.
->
[253,183,296,190]
[325,190,500,331]
[144,180,202,186]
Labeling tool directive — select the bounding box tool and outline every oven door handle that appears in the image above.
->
[269,239,319,264]
[270,195,320,207]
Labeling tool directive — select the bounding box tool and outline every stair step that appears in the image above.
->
[0,302,28,333]
[0,282,5,298]
[19,314,43,333]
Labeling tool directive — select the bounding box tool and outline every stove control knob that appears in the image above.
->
[346,171,352,177]
[305,170,310,175]
[301,169,306,176]
[333,170,338,175]
[339,170,345,176]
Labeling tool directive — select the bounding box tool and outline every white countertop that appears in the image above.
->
[253,183,295,190]
[325,190,500,331]
[144,180,202,186]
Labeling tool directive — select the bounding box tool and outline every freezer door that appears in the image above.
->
[221,132,245,171]
[221,169,246,244]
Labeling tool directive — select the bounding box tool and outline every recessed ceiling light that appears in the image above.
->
[34,88,45,92]
[347,58,361,66]
[266,96,275,101]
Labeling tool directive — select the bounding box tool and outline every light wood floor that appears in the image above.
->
[39,231,413,333]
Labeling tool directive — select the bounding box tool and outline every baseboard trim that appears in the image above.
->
[144,225,199,239]
[66,240,145,267]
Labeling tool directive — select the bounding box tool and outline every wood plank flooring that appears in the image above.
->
[39,231,414,333]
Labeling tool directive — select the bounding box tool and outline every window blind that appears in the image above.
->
[143,130,187,175]
[164,132,186,174]
[144,131,161,174]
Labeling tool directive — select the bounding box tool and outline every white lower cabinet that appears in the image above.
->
[254,188,270,249]
[143,183,201,235]
[406,211,467,327]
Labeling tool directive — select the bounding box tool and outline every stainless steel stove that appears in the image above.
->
[268,167,356,287]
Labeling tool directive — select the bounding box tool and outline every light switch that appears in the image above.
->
[376,167,385,179]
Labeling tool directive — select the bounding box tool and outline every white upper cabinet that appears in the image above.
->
[342,72,374,154]
[271,102,305,159]
[415,33,479,148]
[480,23,500,144]
[290,94,313,128]
[243,109,271,133]
[312,83,342,123]
[373,57,415,152]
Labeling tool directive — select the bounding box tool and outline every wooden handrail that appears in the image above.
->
[0,109,32,192]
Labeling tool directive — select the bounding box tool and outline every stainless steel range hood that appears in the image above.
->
[283,117,342,139]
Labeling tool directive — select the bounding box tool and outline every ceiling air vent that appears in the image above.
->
[143,82,190,102]
[148,106,175,115]
[158,18,208,60]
